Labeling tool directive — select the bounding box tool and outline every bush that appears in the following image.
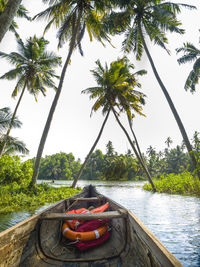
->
[0,183,81,213]
[0,155,33,185]
[143,171,200,196]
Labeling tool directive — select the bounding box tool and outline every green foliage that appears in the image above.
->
[35,152,81,180]
[0,107,29,156]
[0,155,33,185]
[176,42,200,93]
[81,149,105,180]
[0,182,81,214]
[143,171,200,197]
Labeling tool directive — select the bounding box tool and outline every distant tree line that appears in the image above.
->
[29,133,200,182]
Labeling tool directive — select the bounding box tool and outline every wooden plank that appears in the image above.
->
[71,197,102,202]
[40,209,127,220]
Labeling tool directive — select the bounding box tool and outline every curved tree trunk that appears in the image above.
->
[0,83,26,156]
[71,109,110,188]
[127,115,145,164]
[0,0,22,42]
[112,107,156,192]
[138,23,200,180]
[30,10,82,187]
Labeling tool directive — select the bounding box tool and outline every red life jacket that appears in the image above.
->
[76,219,109,232]
[75,219,110,251]
[76,231,110,251]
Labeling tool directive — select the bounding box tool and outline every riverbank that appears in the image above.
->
[0,182,81,214]
[1,171,199,214]
[143,171,200,197]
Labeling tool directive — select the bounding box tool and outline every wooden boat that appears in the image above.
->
[0,185,183,267]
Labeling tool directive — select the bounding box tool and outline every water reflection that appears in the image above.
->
[0,180,199,267]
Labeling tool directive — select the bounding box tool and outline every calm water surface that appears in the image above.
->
[0,180,199,267]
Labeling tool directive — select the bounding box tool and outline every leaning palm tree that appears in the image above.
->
[72,57,156,191]
[176,42,200,93]
[30,0,113,186]
[7,3,31,38]
[107,0,199,178]
[0,36,61,156]
[0,107,29,155]
[0,0,31,40]
[0,0,22,41]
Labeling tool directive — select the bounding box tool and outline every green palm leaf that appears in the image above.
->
[177,42,200,92]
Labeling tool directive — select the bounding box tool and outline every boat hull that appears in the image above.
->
[0,185,183,267]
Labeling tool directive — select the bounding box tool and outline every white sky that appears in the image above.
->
[0,0,200,162]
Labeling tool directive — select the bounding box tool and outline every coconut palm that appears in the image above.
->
[0,107,28,155]
[176,42,200,93]
[0,36,61,156]
[165,137,173,148]
[107,0,199,178]
[31,0,113,186]
[71,109,110,188]
[0,0,30,41]
[72,57,156,191]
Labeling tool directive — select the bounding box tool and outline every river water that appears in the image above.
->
[0,180,199,267]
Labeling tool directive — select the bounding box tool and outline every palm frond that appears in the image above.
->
[0,135,29,155]
[0,107,22,133]
[0,67,24,80]
[176,42,200,65]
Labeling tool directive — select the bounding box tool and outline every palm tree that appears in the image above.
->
[176,42,200,93]
[0,36,61,156]
[72,57,156,191]
[0,107,29,155]
[146,146,156,158]
[31,0,113,186]
[0,0,22,41]
[165,137,173,148]
[71,109,110,188]
[6,3,31,38]
[107,0,199,178]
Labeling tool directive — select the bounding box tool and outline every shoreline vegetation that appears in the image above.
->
[0,183,81,214]
[143,171,200,197]
[0,135,200,214]
[0,172,199,214]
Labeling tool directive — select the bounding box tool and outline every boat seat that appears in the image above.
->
[40,209,128,220]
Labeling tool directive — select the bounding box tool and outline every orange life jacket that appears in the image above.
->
[62,223,108,242]
[65,202,109,229]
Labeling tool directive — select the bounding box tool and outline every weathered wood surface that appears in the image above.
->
[0,185,184,267]
[40,209,127,220]
[127,210,183,267]
[71,197,103,202]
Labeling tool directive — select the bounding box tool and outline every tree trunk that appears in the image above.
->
[127,115,145,164]
[112,107,156,192]
[30,10,82,187]
[0,0,22,42]
[71,109,110,188]
[0,83,26,156]
[138,23,200,180]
